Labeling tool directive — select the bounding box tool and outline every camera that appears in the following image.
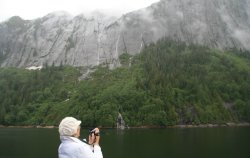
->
[89,129,100,136]
[89,129,95,135]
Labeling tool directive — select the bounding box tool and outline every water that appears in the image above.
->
[0,127,250,158]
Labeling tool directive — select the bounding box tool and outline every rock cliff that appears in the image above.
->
[0,0,249,67]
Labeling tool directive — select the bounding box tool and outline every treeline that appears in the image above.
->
[0,39,249,127]
[137,39,250,125]
[0,66,80,125]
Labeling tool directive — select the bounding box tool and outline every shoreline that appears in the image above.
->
[128,122,250,129]
[0,125,56,129]
[0,122,249,129]
[172,122,250,128]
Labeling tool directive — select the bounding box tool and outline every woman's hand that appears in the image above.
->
[88,128,100,145]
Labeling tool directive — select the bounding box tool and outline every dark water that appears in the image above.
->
[0,127,250,158]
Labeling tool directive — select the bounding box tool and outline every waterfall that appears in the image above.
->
[139,33,144,53]
[117,113,126,130]
[115,34,121,59]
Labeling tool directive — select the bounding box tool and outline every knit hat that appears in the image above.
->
[59,117,81,136]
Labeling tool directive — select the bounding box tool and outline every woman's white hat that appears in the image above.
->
[59,117,81,136]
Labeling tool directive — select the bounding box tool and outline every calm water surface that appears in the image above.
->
[0,127,250,158]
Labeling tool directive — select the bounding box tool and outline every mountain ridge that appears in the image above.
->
[0,0,250,68]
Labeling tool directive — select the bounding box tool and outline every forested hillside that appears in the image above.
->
[0,39,249,127]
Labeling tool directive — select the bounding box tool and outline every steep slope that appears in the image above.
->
[0,12,118,67]
[111,0,250,55]
[0,39,250,126]
[0,0,250,68]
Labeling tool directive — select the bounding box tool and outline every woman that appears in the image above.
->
[58,117,103,158]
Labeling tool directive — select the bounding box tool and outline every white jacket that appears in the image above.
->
[58,136,103,158]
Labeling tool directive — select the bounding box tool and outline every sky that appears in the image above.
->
[0,0,160,22]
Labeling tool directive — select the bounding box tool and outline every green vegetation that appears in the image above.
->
[0,39,249,127]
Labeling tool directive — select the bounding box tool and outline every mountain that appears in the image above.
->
[115,0,250,50]
[0,0,250,68]
[0,11,118,68]
[0,39,250,126]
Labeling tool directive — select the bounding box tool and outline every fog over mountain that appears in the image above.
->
[0,0,250,68]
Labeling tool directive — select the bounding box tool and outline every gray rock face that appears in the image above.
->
[0,0,250,68]
[0,11,119,67]
[113,0,250,54]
